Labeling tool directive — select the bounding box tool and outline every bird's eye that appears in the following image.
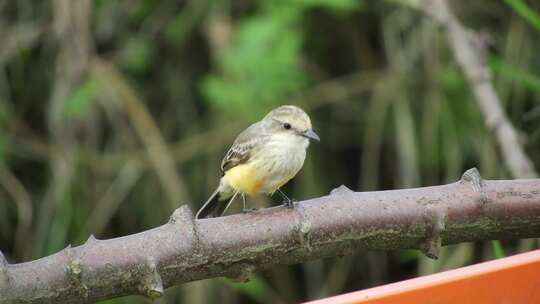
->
[283,123,291,130]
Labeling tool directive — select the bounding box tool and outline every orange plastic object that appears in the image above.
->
[306,249,540,304]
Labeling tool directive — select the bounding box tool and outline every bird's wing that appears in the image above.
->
[221,122,266,173]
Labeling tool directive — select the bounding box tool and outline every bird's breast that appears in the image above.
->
[223,133,309,195]
[255,134,308,193]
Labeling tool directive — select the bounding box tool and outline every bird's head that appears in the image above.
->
[263,105,320,142]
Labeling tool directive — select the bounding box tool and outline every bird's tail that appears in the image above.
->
[195,180,235,219]
[195,187,220,219]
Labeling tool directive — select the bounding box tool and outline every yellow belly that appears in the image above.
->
[224,163,264,195]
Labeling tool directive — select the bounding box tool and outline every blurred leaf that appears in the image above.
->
[385,0,422,9]
[504,0,540,32]
[203,0,363,116]
[394,99,420,187]
[398,249,419,263]
[94,0,115,14]
[165,13,193,45]
[129,0,160,23]
[203,6,307,116]
[437,64,483,173]
[489,55,540,93]
[299,0,363,11]
[0,108,7,162]
[491,240,506,258]
[164,2,206,47]
[64,79,99,118]
[120,34,156,74]
[441,65,466,92]
[439,65,481,135]
[225,275,268,303]
[45,194,73,256]
[0,130,6,162]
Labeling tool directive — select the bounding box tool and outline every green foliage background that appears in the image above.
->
[0,0,539,303]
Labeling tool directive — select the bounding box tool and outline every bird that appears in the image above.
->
[195,105,320,219]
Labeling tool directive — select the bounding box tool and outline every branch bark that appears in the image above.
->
[1,168,540,303]
[423,0,538,178]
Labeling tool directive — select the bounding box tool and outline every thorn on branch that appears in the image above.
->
[169,205,194,224]
[461,167,488,205]
[421,210,446,260]
[0,250,9,287]
[85,234,99,245]
[139,257,164,299]
[331,185,354,196]
[169,205,200,245]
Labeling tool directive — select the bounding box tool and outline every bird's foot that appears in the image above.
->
[242,207,257,213]
[283,198,296,209]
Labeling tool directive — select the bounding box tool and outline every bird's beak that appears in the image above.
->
[302,129,320,142]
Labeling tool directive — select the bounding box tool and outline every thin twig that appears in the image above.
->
[85,159,142,235]
[423,0,538,178]
[0,164,32,260]
[0,23,43,64]
[90,58,190,209]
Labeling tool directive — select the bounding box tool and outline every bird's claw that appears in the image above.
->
[242,207,257,213]
[283,198,296,209]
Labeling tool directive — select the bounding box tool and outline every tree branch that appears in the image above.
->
[423,0,538,178]
[1,168,540,303]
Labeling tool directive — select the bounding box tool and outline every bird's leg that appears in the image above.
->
[221,191,239,216]
[277,189,295,208]
[241,193,257,213]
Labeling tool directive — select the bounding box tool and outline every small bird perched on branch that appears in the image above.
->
[196,105,320,219]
